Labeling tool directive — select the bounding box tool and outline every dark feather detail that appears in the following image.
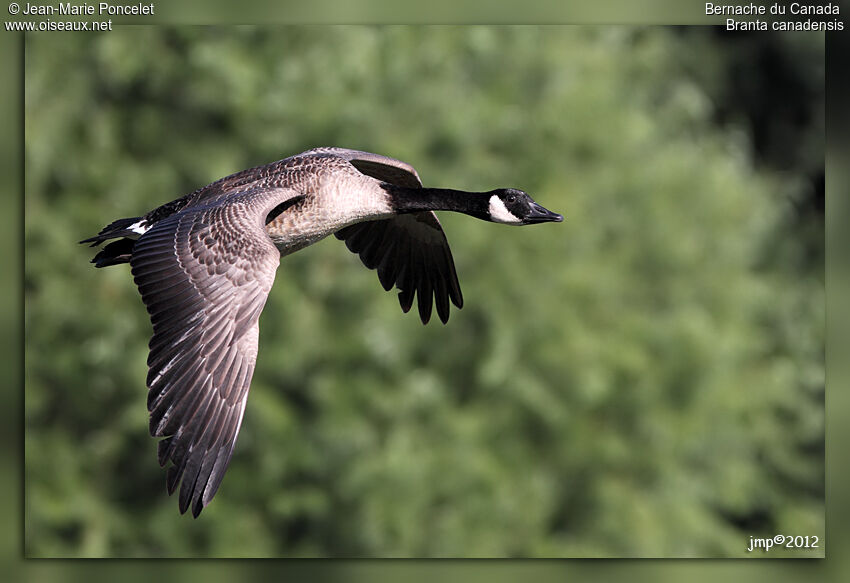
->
[349,159,422,189]
[91,238,137,267]
[336,212,462,324]
[306,147,423,189]
[265,195,306,225]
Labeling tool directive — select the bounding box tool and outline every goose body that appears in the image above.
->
[82,147,562,517]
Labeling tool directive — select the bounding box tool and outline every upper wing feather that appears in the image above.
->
[130,188,291,517]
[305,147,423,188]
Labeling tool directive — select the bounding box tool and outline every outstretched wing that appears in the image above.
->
[129,187,293,517]
[316,148,464,323]
[335,214,463,324]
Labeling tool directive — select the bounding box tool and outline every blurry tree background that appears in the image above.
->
[24,26,823,557]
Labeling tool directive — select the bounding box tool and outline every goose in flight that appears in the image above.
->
[81,147,563,517]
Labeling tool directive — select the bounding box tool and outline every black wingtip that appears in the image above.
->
[192,497,204,518]
[166,466,180,496]
[398,288,414,313]
[417,297,433,325]
[451,289,464,309]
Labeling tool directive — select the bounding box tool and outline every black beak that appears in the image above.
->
[523,201,563,224]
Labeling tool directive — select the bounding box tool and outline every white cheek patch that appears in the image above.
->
[488,195,522,224]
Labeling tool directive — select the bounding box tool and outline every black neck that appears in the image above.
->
[383,184,491,220]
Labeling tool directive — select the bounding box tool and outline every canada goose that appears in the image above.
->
[81,147,562,517]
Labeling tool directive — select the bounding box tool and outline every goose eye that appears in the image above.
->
[506,194,516,204]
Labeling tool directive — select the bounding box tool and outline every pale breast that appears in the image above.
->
[264,160,395,256]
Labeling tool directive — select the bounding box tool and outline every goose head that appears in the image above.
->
[486,188,563,225]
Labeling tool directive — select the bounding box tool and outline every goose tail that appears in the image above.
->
[80,216,147,268]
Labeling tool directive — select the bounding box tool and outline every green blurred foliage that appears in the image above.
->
[24,26,823,557]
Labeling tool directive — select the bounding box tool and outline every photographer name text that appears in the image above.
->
[18,2,153,15]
